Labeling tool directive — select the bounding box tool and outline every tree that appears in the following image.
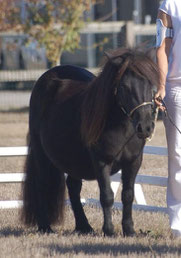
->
[0,0,100,66]
[0,0,19,31]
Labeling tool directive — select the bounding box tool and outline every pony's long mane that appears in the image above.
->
[81,48,160,147]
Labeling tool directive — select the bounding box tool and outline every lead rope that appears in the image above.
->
[147,98,181,142]
[146,106,159,142]
[161,99,181,134]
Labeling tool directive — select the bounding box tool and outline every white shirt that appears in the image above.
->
[159,0,181,84]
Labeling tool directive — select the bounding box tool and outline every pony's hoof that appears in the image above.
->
[123,230,136,237]
[38,226,54,234]
[74,225,94,235]
[103,226,115,237]
[104,232,116,237]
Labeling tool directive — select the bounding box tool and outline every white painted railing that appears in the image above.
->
[0,146,168,213]
[0,146,28,156]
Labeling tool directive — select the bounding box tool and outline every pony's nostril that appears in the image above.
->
[147,122,155,133]
[136,123,143,133]
[146,126,151,133]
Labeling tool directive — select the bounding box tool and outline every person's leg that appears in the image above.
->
[164,85,181,236]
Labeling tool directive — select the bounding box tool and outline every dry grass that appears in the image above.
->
[1,112,181,257]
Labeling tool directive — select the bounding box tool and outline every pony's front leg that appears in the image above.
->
[66,175,93,234]
[121,156,142,237]
[94,160,114,236]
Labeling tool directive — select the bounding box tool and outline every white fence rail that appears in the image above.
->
[0,145,168,213]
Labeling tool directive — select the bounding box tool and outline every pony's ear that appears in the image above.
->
[104,51,124,66]
[104,51,112,60]
[112,56,124,66]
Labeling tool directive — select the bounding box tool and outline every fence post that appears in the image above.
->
[125,21,135,48]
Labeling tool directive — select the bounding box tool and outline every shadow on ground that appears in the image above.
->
[44,242,181,256]
[0,227,24,237]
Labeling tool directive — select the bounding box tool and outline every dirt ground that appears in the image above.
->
[1,112,181,258]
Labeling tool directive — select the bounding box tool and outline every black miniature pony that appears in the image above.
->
[22,48,159,237]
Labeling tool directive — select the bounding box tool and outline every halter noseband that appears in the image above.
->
[114,84,155,118]
[121,101,154,117]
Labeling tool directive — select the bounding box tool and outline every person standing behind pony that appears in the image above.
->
[155,0,181,237]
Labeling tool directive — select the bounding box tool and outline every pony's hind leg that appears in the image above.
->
[66,175,93,234]
[22,134,65,233]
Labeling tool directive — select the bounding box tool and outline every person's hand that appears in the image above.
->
[154,85,166,111]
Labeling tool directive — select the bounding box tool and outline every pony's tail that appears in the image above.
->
[21,133,65,228]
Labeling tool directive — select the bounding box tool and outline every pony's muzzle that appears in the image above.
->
[136,121,155,139]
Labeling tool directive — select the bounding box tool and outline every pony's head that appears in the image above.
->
[81,48,160,146]
[112,49,159,139]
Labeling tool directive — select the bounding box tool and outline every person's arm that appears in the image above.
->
[155,10,173,110]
